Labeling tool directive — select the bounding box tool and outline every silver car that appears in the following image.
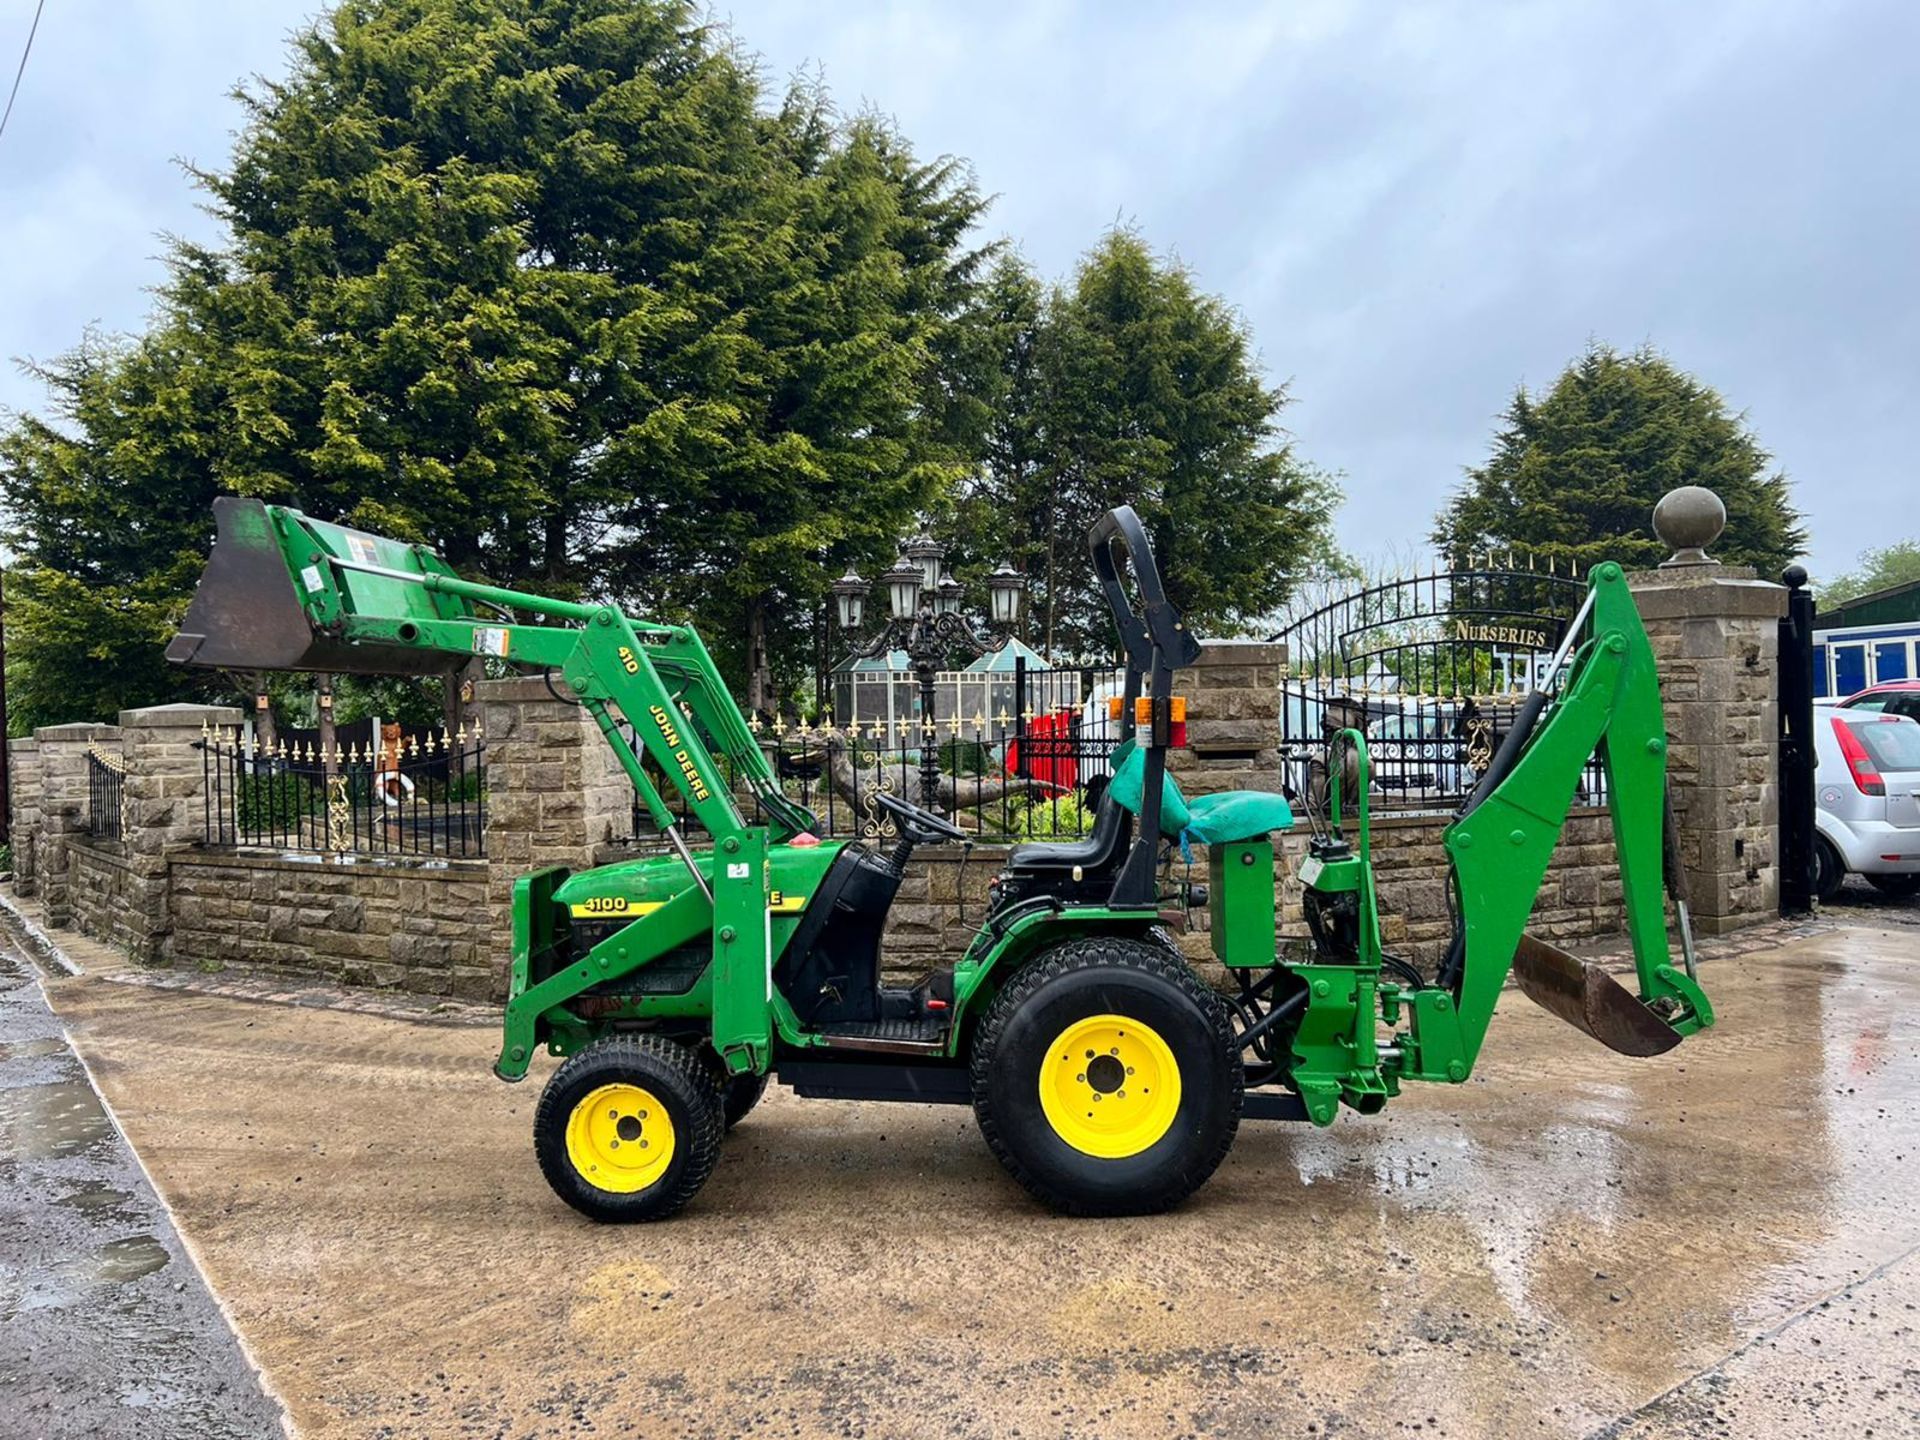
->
[1812,705,1920,901]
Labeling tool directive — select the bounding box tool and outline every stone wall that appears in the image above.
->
[31,723,118,931]
[167,851,492,997]
[117,703,236,962]
[10,701,499,996]
[1167,641,1285,797]
[1284,810,1622,958]
[882,844,1008,984]
[878,811,1627,985]
[68,840,139,956]
[5,498,1787,995]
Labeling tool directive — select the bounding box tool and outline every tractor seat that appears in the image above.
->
[1007,783,1130,873]
[1107,746,1295,847]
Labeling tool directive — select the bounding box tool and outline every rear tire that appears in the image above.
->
[1812,834,1846,903]
[1866,872,1920,900]
[722,1071,770,1130]
[687,1044,770,1131]
[970,935,1241,1216]
[534,1035,723,1223]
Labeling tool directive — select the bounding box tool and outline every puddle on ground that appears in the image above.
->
[82,1234,171,1284]
[0,1078,112,1159]
[57,1180,136,1215]
[0,1035,65,1062]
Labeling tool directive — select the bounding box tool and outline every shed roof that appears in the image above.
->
[1818,578,1920,630]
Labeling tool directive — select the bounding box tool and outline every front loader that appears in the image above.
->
[170,497,1713,1220]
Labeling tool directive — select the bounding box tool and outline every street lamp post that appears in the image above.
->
[832,537,1024,811]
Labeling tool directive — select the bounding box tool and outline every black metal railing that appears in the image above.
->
[198,727,486,857]
[87,746,125,841]
[623,703,1123,845]
[1270,561,1604,814]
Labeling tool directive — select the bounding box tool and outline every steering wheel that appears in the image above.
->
[875,790,969,844]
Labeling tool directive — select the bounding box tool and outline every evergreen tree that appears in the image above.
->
[1434,342,1806,575]
[1,0,985,725]
[983,232,1339,658]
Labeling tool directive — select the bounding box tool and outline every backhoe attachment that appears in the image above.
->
[1400,560,1714,1079]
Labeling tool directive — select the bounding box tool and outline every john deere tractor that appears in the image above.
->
[169,498,1713,1220]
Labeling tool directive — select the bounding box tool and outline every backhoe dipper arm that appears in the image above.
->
[1393,562,1713,1084]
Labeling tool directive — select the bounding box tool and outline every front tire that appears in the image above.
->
[1812,834,1846,903]
[534,1035,723,1223]
[970,936,1241,1216]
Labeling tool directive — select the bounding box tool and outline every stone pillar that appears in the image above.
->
[1629,487,1788,935]
[1162,640,1286,976]
[1166,640,1286,797]
[478,677,630,993]
[32,722,119,929]
[7,737,43,895]
[119,703,241,964]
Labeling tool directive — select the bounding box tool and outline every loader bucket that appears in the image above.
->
[167,496,462,677]
[1511,934,1682,1057]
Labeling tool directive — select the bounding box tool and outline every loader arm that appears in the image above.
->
[1390,561,1713,1086]
[168,496,814,843]
[168,497,809,1077]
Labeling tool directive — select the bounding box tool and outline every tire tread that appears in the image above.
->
[969,935,1242,1216]
[534,1033,725,1222]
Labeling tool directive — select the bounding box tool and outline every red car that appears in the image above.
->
[1837,680,1920,722]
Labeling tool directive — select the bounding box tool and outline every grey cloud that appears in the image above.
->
[5,0,1911,578]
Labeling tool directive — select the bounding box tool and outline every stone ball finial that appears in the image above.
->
[1653,485,1726,567]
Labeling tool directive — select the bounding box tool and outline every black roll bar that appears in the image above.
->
[1087,505,1200,908]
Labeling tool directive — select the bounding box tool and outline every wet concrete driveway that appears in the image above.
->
[29,926,1920,1439]
[0,945,286,1438]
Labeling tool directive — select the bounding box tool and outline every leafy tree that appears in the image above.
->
[1434,342,1806,576]
[2,0,984,726]
[1823,540,1920,605]
[959,234,1340,659]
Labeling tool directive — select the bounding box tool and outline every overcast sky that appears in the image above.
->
[1,1,1913,578]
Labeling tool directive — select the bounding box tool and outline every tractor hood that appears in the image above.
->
[552,841,849,922]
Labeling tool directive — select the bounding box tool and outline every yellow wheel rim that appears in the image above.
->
[1038,1013,1182,1158]
[565,1083,676,1194]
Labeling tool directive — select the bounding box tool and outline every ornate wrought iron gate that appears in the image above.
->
[1270,562,1597,813]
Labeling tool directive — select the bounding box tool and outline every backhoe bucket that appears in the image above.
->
[1511,934,1682,1057]
[166,497,457,676]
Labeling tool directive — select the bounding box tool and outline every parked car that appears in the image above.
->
[1835,679,1920,722]
[1812,705,1920,901]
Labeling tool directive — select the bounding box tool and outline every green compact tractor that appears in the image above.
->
[170,498,1713,1220]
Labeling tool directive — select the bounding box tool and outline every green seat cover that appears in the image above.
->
[1107,745,1293,847]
